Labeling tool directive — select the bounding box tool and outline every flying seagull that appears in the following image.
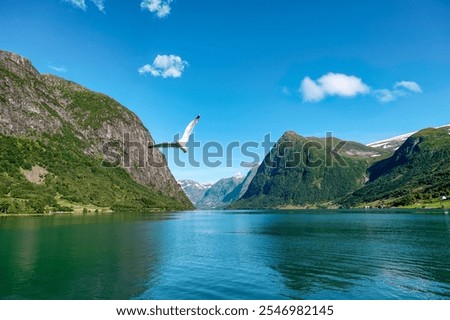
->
[149,115,200,153]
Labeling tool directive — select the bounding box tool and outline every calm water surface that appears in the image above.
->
[0,210,449,299]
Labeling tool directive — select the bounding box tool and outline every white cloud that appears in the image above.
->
[300,77,325,102]
[394,81,422,93]
[374,81,422,103]
[299,72,422,103]
[300,73,370,102]
[141,0,173,18]
[319,73,370,97]
[139,54,188,78]
[64,0,105,12]
[49,65,67,73]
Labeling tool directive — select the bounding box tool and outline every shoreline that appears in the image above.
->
[0,211,112,217]
[2,206,448,217]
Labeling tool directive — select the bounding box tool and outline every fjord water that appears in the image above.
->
[0,210,449,300]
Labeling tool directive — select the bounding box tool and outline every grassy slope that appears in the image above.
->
[0,130,189,214]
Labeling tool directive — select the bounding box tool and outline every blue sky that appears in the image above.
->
[1,0,449,183]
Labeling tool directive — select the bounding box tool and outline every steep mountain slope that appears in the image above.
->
[0,50,193,213]
[342,126,450,207]
[222,165,260,204]
[196,176,244,209]
[178,179,212,204]
[180,168,257,209]
[231,131,390,209]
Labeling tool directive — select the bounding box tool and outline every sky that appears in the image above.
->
[1,0,449,183]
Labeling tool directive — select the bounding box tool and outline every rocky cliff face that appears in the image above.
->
[0,50,193,212]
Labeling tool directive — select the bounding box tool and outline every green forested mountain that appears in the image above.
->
[231,127,450,209]
[342,127,450,207]
[0,50,193,214]
[231,131,389,209]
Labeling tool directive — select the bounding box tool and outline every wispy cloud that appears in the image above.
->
[394,81,422,93]
[91,0,105,12]
[65,0,87,10]
[300,73,370,102]
[280,86,291,96]
[64,0,105,12]
[141,0,173,18]
[374,81,422,103]
[49,65,67,73]
[138,54,188,78]
[373,89,397,103]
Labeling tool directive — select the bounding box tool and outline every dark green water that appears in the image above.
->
[0,210,449,299]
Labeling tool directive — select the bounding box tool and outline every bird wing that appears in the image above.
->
[149,142,179,149]
[179,115,200,143]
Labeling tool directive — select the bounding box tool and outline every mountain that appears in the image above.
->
[367,124,450,151]
[196,176,245,209]
[222,165,260,203]
[231,131,390,209]
[179,168,257,209]
[0,50,193,214]
[178,179,212,204]
[230,127,450,209]
[342,126,450,207]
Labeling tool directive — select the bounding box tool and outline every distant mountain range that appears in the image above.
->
[179,175,246,209]
[196,176,244,209]
[180,165,260,209]
[178,180,212,204]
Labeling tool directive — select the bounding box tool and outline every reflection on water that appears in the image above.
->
[0,214,170,299]
[258,212,450,299]
[0,210,449,299]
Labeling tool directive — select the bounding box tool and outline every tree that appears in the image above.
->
[0,198,11,213]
